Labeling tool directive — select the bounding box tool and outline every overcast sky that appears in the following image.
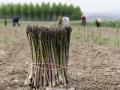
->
[0,0,120,14]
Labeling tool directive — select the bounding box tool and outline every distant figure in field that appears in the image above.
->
[58,16,62,25]
[111,21,116,28]
[80,16,87,26]
[58,16,70,26]
[13,16,20,26]
[95,18,102,28]
[62,16,70,26]
[4,17,7,26]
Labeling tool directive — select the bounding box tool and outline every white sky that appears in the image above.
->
[0,0,120,13]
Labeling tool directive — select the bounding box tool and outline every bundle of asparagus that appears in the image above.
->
[26,25,72,89]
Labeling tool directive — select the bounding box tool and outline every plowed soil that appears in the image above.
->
[0,24,120,90]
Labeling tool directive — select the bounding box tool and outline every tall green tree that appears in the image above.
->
[51,3,57,20]
[21,3,28,20]
[40,2,46,20]
[56,3,61,17]
[13,4,21,17]
[70,6,82,20]
[34,3,41,20]
[67,4,74,16]
[43,3,51,20]
[6,4,14,18]
[28,3,35,20]
[0,4,7,18]
[62,4,68,16]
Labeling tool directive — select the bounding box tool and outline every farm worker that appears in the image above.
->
[95,18,103,28]
[58,16,62,25]
[13,16,20,26]
[111,21,116,28]
[80,15,87,26]
[4,16,7,26]
[62,16,70,26]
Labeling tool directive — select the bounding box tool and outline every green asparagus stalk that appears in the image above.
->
[26,25,72,89]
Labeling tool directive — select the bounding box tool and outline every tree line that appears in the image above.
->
[0,3,82,21]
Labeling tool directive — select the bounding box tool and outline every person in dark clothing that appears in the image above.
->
[4,17,7,26]
[95,20,101,28]
[95,18,102,28]
[13,16,20,26]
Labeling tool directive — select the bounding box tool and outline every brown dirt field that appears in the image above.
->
[68,42,120,90]
[0,24,120,90]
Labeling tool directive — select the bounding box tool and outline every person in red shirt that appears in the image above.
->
[80,16,87,26]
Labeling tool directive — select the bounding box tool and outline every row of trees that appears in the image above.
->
[0,3,82,21]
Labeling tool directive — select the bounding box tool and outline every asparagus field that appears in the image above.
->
[1,22,120,90]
